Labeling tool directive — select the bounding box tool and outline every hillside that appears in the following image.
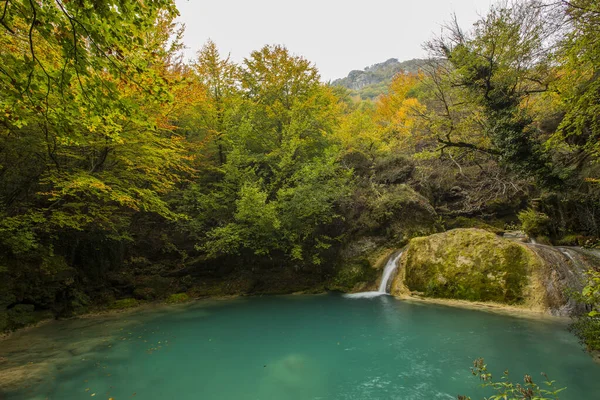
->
[332,58,426,99]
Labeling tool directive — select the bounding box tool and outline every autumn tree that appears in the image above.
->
[422,1,563,185]
[552,0,600,162]
[0,0,189,315]
[181,45,351,266]
[191,39,239,165]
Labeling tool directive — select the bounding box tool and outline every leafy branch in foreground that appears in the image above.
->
[458,358,565,400]
[569,269,600,351]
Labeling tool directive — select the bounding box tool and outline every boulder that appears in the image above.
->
[393,229,537,304]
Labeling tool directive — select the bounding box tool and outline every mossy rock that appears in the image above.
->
[396,229,535,304]
[108,298,139,310]
[330,258,379,292]
[166,293,190,304]
[354,184,440,243]
[444,217,504,235]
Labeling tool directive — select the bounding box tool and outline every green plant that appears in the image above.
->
[108,298,139,310]
[458,358,565,400]
[518,209,551,238]
[166,293,191,304]
[570,269,600,351]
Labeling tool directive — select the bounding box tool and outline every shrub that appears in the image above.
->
[166,293,191,304]
[518,208,551,237]
[458,358,565,400]
[570,269,600,351]
[109,298,139,310]
[7,304,36,328]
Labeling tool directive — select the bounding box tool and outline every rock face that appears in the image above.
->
[331,185,441,292]
[524,244,598,316]
[332,58,425,90]
[391,228,600,315]
[393,229,534,303]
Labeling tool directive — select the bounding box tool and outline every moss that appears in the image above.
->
[444,217,504,235]
[555,234,590,246]
[108,298,139,310]
[166,293,190,304]
[353,184,440,243]
[398,229,535,304]
[330,258,379,292]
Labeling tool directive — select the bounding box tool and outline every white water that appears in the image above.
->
[559,248,578,275]
[345,251,403,298]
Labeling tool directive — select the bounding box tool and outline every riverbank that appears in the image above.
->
[1,287,570,345]
[396,293,571,322]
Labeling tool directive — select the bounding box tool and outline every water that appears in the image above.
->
[1,294,599,400]
[345,251,403,299]
[378,251,403,293]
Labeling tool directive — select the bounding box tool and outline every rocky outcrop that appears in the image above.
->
[392,229,535,304]
[332,184,441,292]
[391,228,599,316]
[524,244,599,316]
[332,58,425,90]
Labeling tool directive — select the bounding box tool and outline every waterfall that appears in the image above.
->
[344,251,403,298]
[524,243,596,316]
[378,251,404,292]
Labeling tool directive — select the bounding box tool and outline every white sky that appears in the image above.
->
[174,0,493,81]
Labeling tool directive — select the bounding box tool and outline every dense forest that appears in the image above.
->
[0,0,599,350]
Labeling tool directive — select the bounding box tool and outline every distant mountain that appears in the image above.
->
[332,58,427,100]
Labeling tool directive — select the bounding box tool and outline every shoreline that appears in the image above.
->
[1,290,595,393]
[1,290,573,342]
[0,294,244,343]
[395,294,571,322]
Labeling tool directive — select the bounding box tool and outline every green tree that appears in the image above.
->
[423,1,562,185]
[552,0,600,163]
[192,39,239,165]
